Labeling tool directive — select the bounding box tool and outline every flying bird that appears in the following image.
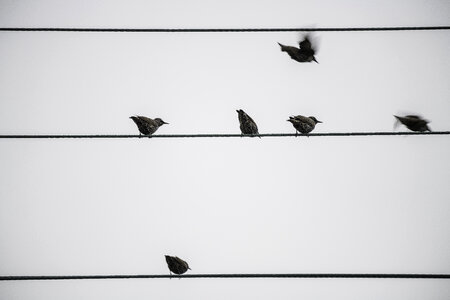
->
[130,115,168,135]
[287,115,322,135]
[394,115,431,132]
[278,35,318,63]
[236,109,260,137]
[165,255,191,275]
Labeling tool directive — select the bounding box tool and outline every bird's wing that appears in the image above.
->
[299,38,312,50]
[292,115,308,122]
[137,116,154,124]
[299,35,313,50]
[299,35,317,56]
[247,116,259,133]
[404,115,422,120]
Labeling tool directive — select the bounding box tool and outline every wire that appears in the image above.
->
[1,273,449,281]
[0,26,449,33]
[0,132,448,139]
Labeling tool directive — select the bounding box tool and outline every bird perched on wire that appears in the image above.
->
[394,115,431,132]
[130,115,168,136]
[165,255,191,275]
[287,115,322,135]
[278,35,318,63]
[236,109,260,137]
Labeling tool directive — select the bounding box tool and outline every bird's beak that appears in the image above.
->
[163,121,169,124]
[317,120,323,123]
[313,57,319,64]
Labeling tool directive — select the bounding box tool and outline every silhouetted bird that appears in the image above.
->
[130,115,168,135]
[236,109,259,136]
[287,115,322,135]
[394,115,431,132]
[278,35,318,63]
[165,255,191,275]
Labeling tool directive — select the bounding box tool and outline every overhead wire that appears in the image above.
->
[0,132,448,139]
[0,26,449,33]
[1,273,449,281]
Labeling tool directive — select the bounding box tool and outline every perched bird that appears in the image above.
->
[165,255,191,275]
[394,115,431,132]
[287,115,322,135]
[236,109,259,136]
[130,115,168,135]
[278,35,318,63]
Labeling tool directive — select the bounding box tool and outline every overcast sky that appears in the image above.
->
[0,0,449,299]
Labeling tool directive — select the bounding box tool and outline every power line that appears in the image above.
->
[0,132,448,139]
[0,26,449,33]
[1,273,449,281]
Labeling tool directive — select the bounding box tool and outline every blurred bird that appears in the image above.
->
[394,115,431,132]
[278,35,318,63]
[130,115,168,135]
[236,109,260,137]
[165,255,191,275]
[287,115,322,135]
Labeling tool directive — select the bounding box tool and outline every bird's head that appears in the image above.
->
[309,116,322,124]
[155,118,169,126]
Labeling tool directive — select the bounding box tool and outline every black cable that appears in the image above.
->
[0,26,449,33]
[0,132,448,139]
[1,273,449,281]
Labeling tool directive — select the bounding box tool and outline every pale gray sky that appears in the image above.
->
[0,0,449,299]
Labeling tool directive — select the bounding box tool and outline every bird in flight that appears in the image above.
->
[278,35,318,63]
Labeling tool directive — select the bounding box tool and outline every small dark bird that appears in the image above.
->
[287,115,322,135]
[165,255,191,275]
[278,35,318,63]
[236,109,259,136]
[130,115,168,135]
[394,115,431,132]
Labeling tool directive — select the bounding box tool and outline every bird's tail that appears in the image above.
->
[277,42,287,51]
[393,115,401,130]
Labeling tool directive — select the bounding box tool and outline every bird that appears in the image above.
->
[236,109,260,137]
[287,115,322,135]
[165,255,191,275]
[129,115,168,136]
[278,35,318,63]
[394,115,431,132]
